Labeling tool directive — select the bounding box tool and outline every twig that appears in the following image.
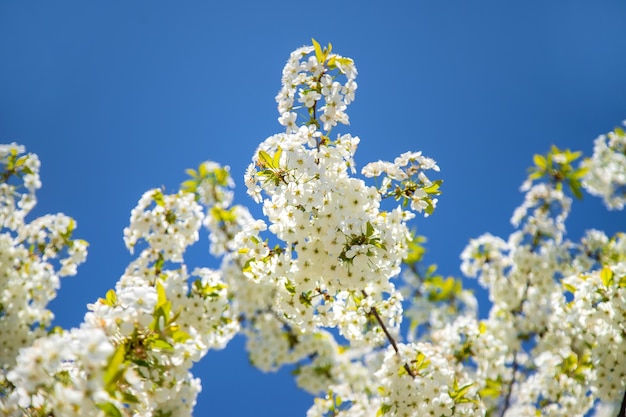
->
[362,290,415,378]
[499,351,519,417]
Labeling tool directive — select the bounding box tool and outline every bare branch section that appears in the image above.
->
[363,290,416,378]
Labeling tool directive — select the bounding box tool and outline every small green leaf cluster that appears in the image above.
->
[449,380,479,407]
[1,147,35,183]
[312,39,352,71]
[403,232,472,340]
[99,282,193,417]
[256,147,292,186]
[527,145,588,199]
[182,162,230,194]
[339,221,387,264]
[181,160,234,208]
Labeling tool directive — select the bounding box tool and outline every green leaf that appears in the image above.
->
[333,57,354,72]
[562,282,577,294]
[478,321,487,334]
[403,232,426,265]
[425,199,436,216]
[600,265,614,287]
[366,221,375,237]
[285,280,296,295]
[156,281,168,309]
[377,404,392,416]
[152,189,165,207]
[570,183,583,200]
[198,161,209,178]
[181,180,197,193]
[571,166,589,180]
[258,150,276,169]
[423,180,443,195]
[152,282,172,330]
[450,382,474,401]
[154,254,165,273]
[103,344,126,389]
[15,155,28,168]
[312,38,324,63]
[215,166,230,186]
[150,338,174,352]
[211,206,237,223]
[131,358,150,368]
[273,146,283,167]
[172,329,191,343]
[121,391,140,404]
[566,150,582,163]
[299,292,312,307]
[97,402,123,417]
[478,378,502,399]
[327,55,336,68]
[242,258,253,274]
[411,351,430,374]
[47,325,65,335]
[533,154,547,170]
[100,289,117,306]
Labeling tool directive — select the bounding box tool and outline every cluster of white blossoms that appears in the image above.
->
[582,121,626,209]
[1,42,625,417]
[0,144,87,373]
[563,261,626,403]
[2,162,239,415]
[376,342,484,417]
[242,41,435,350]
[276,40,357,133]
[242,128,412,342]
[236,42,493,417]
[452,136,626,416]
[362,151,441,216]
[0,145,93,416]
[81,186,238,416]
[4,327,114,415]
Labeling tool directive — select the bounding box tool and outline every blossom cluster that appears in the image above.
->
[2,165,239,415]
[449,133,626,416]
[583,121,626,209]
[362,151,441,216]
[376,342,484,417]
[0,144,87,372]
[242,128,413,342]
[1,42,625,417]
[3,327,114,415]
[240,42,438,354]
[563,260,626,403]
[276,40,357,133]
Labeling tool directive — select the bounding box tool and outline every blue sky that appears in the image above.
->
[1,1,625,415]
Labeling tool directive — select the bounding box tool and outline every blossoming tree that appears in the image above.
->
[0,40,624,417]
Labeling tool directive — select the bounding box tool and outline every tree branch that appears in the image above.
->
[499,351,519,417]
[362,290,415,378]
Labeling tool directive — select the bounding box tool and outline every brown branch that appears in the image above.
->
[499,351,519,417]
[498,277,531,417]
[362,290,415,378]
